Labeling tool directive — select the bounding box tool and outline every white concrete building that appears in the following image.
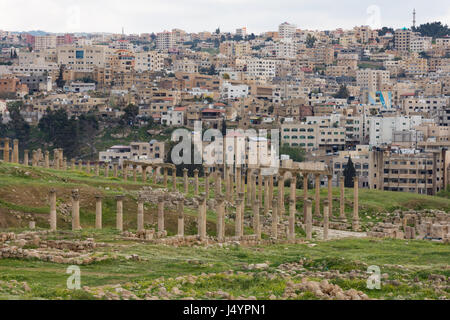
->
[369,116,423,146]
[278,22,296,39]
[220,82,249,99]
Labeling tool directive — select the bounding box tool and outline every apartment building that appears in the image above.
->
[34,35,57,50]
[402,97,448,115]
[220,82,249,100]
[278,22,296,39]
[156,31,175,51]
[368,116,423,146]
[57,45,113,72]
[281,122,345,151]
[246,58,278,80]
[134,51,164,72]
[332,145,372,188]
[356,69,390,103]
[394,29,411,52]
[372,148,449,195]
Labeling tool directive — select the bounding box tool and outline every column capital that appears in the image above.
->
[116,195,125,201]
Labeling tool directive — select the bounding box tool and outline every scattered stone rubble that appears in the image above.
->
[367,209,449,242]
[0,231,111,265]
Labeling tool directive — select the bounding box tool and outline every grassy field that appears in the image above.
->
[0,234,448,300]
[0,161,448,232]
[0,161,448,300]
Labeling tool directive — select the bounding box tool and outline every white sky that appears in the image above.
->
[0,0,448,34]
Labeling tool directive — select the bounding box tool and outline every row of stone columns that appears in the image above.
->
[1,138,19,163]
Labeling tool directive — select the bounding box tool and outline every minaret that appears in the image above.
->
[413,9,416,28]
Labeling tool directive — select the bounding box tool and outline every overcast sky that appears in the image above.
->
[0,0,448,34]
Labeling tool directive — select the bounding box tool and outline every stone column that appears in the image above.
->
[258,170,263,207]
[78,160,83,171]
[95,195,102,229]
[303,173,308,222]
[3,138,10,162]
[152,166,158,185]
[193,169,199,196]
[247,169,253,206]
[58,149,64,168]
[95,163,100,177]
[133,166,137,182]
[235,197,243,238]
[49,189,57,231]
[204,171,210,197]
[172,168,177,191]
[290,173,297,202]
[264,176,270,216]
[137,196,144,232]
[278,174,285,217]
[305,199,312,240]
[63,158,67,170]
[157,195,165,232]
[163,167,168,188]
[303,173,308,199]
[254,199,261,240]
[236,166,241,200]
[116,195,124,232]
[269,175,274,210]
[177,199,184,237]
[239,191,245,236]
[44,151,50,168]
[216,194,225,241]
[104,163,109,177]
[12,139,19,163]
[32,150,37,167]
[71,190,80,231]
[339,176,346,220]
[86,161,91,174]
[71,158,76,170]
[323,200,329,240]
[271,198,278,239]
[352,176,359,231]
[286,197,295,241]
[123,164,128,181]
[142,166,147,183]
[113,163,118,178]
[198,193,207,239]
[183,168,189,194]
[23,150,29,166]
[314,173,321,217]
[327,175,333,218]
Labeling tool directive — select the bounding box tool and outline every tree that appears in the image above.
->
[343,157,356,188]
[412,22,449,39]
[306,34,317,48]
[38,109,78,157]
[280,145,305,163]
[378,27,394,36]
[215,27,220,34]
[333,85,350,99]
[120,104,139,126]
[55,65,65,88]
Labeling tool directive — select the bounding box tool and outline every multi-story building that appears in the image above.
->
[134,51,164,72]
[34,35,57,50]
[57,45,113,72]
[372,148,449,195]
[278,22,296,39]
[246,58,277,80]
[156,31,174,51]
[394,28,411,52]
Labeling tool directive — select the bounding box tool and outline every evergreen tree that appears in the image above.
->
[343,157,356,188]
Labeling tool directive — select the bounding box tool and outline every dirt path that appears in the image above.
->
[312,226,367,240]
